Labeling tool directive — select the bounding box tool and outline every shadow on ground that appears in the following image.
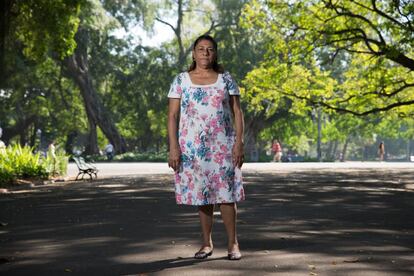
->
[0,169,413,275]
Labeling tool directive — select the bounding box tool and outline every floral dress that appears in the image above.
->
[168,71,245,206]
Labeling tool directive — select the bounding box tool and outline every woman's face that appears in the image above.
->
[193,39,216,69]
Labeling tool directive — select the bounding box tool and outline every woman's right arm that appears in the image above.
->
[168,98,181,172]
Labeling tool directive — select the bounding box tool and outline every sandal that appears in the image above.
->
[194,248,213,259]
[227,251,242,260]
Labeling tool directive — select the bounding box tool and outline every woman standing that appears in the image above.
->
[167,34,245,260]
[378,141,385,161]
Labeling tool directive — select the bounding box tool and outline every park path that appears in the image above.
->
[1,163,413,275]
[67,161,414,178]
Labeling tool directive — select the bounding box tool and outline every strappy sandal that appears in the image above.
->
[194,248,213,259]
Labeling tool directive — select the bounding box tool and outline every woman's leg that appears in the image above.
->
[198,204,214,251]
[219,203,240,253]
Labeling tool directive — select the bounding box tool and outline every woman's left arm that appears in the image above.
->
[230,95,244,168]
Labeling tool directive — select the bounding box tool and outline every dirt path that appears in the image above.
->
[1,168,413,275]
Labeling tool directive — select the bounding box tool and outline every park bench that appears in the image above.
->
[72,156,98,180]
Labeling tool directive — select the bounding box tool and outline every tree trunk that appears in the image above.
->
[0,0,15,87]
[65,131,78,154]
[326,140,333,160]
[244,117,262,162]
[62,28,126,154]
[332,140,338,160]
[30,125,36,147]
[341,138,349,162]
[84,110,99,154]
[19,128,27,146]
[2,115,36,145]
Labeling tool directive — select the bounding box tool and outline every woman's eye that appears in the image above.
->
[197,48,214,52]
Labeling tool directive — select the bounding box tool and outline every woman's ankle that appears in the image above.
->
[201,242,213,248]
[228,242,239,252]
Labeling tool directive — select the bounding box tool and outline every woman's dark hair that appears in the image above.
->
[188,34,224,73]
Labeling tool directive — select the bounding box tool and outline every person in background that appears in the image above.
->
[48,140,56,159]
[378,141,385,161]
[48,140,57,175]
[104,143,114,161]
[272,139,283,162]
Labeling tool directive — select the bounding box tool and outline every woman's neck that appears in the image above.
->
[193,67,215,74]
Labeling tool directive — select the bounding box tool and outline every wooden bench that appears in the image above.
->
[72,156,98,180]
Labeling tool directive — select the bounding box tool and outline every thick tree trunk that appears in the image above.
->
[0,0,15,87]
[19,129,27,146]
[62,28,126,154]
[244,117,263,162]
[84,109,99,154]
[65,131,78,154]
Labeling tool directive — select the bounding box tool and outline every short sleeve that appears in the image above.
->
[223,71,240,96]
[168,73,184,98]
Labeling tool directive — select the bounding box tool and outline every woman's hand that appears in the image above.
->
[232,141,244,169]
[168,146,181,172]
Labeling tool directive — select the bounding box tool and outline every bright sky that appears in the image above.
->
[112,21,175,47]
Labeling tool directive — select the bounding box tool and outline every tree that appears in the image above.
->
[0,0,82,87]
[0,0,87,151]
[241,0,414,116]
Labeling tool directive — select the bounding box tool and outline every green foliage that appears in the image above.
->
[44,148,70,177]
[0,144,48,185]
[15,0,84,60]
[0,144,69,185]
[0,55,87,147]
[241,0,414,116]
[2,0,413,163]
[238,0,414,160]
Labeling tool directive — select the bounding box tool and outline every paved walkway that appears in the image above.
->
[1,163,413,275]
[67,161,414,178]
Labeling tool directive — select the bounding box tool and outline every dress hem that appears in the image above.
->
[175,198,245,206]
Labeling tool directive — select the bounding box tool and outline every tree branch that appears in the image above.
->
[368,0,408,29]
[320,27,384,55]
[324,0,386,45]
[252,82,414,116]
[319,99,414,116]
[155,17,177,35]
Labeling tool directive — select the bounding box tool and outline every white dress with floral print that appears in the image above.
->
[168,71,245,206]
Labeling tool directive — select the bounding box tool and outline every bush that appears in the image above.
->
[0,144,45,185]
[43,148,70,177]
[0,144,69,186]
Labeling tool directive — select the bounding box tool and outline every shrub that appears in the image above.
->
[43,148,69,177]
[0,144,68,186]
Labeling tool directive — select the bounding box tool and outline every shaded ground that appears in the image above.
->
[0,168,413,275]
